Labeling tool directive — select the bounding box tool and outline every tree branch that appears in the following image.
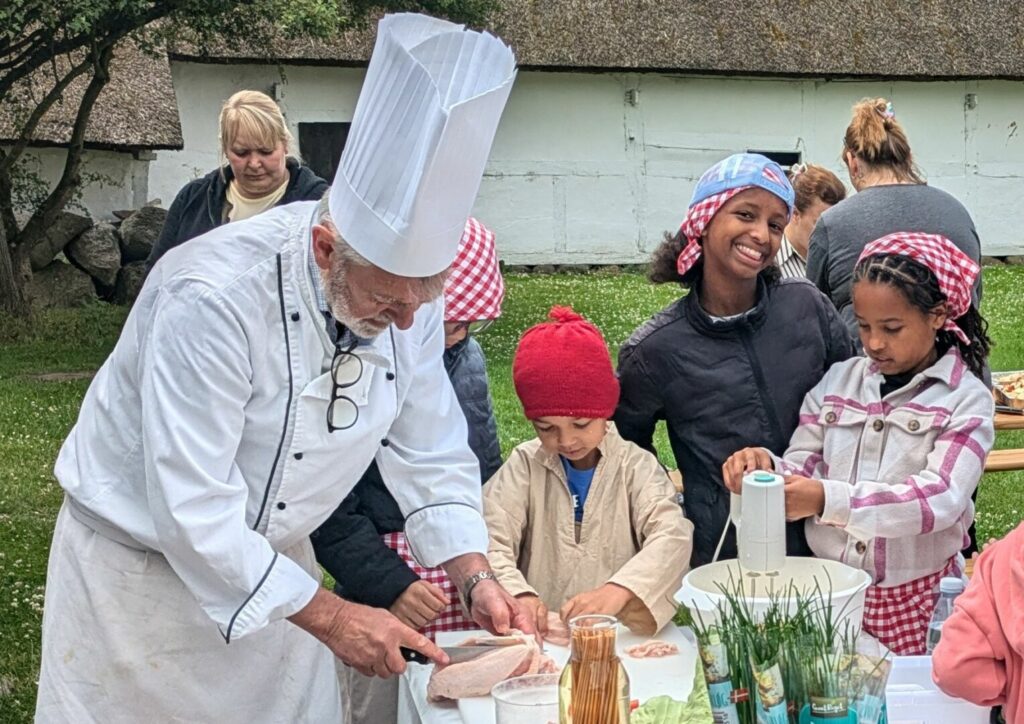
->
[12,42,115,249]
[0,3,174,100]
[0,148,19,242]
[0,27,49,70]
[0,60,93,178]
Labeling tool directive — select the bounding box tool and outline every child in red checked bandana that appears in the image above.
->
[725,231,995,654]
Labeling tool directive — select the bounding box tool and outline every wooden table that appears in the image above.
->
[988,410,1024,472]
[995,411,1024,431]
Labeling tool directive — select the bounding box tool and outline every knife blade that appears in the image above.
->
[400,644,503,665]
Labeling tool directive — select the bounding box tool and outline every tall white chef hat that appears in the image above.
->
[329,13,517,277]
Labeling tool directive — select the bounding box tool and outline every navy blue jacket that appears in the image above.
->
[147,158,329,271]
[312,336,502,607]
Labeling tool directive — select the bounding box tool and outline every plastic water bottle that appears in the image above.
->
[926,577,965,654]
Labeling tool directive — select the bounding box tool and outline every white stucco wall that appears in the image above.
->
[152,62,1024,261]
[6,146,151,221]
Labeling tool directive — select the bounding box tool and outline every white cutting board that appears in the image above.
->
[437,624,698,724]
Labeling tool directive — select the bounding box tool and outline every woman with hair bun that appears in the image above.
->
[777,163,846,279]
[147,89,329,270]
[807,97,982,346]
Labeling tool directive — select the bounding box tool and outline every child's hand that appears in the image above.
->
[560,583,634,623]
[516,594,549,637]
[721,447,775,493]
[782,475,825,521]
[388,580,448,630]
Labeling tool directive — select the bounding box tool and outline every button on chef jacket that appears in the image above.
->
[54,201,486,642]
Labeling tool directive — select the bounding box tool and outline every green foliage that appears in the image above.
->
[7,155,49,216]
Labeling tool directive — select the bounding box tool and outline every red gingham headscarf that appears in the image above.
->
[857,232,980,346]
[444,217,504,322]
[676,186,751,275]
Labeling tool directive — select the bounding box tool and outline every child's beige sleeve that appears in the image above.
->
[482,449,536,599]
[608,446,693,633]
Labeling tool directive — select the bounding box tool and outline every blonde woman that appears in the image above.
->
[148,90,328,269]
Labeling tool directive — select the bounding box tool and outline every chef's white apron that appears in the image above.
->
[34,502,341,723]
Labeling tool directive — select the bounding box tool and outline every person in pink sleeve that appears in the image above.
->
[723,231,995,655]
[932,524,1022,723]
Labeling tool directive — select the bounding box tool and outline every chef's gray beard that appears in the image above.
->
[321,262,392,339]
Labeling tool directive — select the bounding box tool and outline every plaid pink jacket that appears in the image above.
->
[771,348,994,588]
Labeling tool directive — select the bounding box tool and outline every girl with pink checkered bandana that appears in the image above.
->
[725,232,995,654]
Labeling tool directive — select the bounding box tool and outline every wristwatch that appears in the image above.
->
[462,570,497,610]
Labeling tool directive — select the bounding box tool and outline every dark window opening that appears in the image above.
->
[747,150,802,170]
[299,122,352,182]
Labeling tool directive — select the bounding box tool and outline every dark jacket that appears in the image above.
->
[806,184,983,349]
[312,336,502,608]
[613,278,854,567]
[147,157,329,271]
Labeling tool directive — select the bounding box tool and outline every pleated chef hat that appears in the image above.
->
[329,13,517,277]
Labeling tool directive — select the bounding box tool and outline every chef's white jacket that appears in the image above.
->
[54,201,487,642]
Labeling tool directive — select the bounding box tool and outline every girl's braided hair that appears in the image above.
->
[648,227,781,288]
[853,253,991,379]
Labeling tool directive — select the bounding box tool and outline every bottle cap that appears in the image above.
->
[753,472,775,483]
[939,577,965,594]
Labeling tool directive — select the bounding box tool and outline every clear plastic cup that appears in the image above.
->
[492,673,560,724]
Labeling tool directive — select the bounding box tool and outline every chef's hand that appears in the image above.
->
[722,447,775,494]
[516,594,549,637]
[289,589,447,678]
[389,580,448,630]
[560,583,634,624]
[783,475,825,521]
[469,579,536,636]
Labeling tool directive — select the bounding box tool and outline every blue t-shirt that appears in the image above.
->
[560,456,596,523]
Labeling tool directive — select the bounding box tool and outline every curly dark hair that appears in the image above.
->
[853,253,991,379]
[648,228,781,288]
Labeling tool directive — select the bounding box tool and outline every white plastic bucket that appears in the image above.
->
[677,558,871,631]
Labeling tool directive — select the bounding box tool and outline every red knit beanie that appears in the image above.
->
[512,306,620,419]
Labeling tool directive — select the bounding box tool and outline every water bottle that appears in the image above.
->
[926,577,965,654]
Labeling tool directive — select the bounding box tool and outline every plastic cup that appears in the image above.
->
[492,673,559,724]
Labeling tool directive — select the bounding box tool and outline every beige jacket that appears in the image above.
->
[483,424,693,634]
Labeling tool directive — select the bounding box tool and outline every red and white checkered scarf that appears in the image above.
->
[862,556,961,655]
[444,217,504,322]
[675,186,751,276]
[858,232,980,346]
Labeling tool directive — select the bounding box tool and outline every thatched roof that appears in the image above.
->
[0,43,183,151]
[169,0,1024,79]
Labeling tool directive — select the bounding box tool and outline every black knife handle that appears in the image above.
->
[400,646,431,665]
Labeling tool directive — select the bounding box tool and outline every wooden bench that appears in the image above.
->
[985,448,1024,473]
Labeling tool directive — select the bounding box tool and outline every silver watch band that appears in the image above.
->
[462,570,497,610]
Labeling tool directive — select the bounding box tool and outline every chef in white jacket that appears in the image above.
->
[34,14,524,723]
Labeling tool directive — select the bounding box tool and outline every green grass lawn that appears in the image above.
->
[1,268,1023,721]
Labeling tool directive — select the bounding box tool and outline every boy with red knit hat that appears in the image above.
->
[483,306,693,636]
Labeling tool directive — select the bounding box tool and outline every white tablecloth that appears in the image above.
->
[397,661,461,724]
[398,625,698,724]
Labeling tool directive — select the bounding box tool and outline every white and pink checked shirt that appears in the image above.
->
[770,347,994,589]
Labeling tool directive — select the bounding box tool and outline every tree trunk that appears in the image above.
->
[12,43,114,263]
[0,226,31,318]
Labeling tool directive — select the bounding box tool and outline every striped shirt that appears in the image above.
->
[769,347,993,588]
[776,235,808,279]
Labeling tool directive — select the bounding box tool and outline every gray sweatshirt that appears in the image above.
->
[806,183,982,346]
